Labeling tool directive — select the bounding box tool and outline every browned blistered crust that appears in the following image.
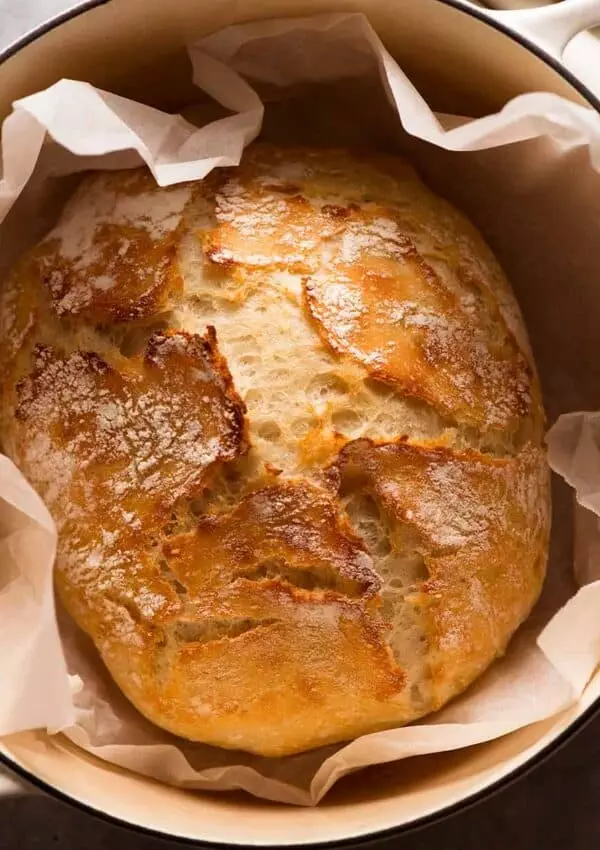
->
[11,330,247,641]
[305,204,532,432]
[333,438,549,706]
[32,169,192,322]
[0,144,549,757]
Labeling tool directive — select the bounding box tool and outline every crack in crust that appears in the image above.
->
[163,479,381,598]
[333,437,549,704]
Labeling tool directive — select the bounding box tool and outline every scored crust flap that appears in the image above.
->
[304,202,532,433]
[31,171,194,322]
[11,329,248,639]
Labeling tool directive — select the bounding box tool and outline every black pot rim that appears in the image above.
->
[1,0,599,846]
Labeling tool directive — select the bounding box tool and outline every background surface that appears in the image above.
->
[0,0,599,846]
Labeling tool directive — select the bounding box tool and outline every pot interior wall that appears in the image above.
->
[0,0,598,845]
[0,0,588,119]
[3,678,600,846]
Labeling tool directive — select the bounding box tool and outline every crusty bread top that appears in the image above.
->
[0,144,549,756]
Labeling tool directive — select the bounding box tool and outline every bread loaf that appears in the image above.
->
[0,145,550,757]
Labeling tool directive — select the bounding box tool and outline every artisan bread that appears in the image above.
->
[0,145,550,757]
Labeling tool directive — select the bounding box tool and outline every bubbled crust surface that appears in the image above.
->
[0,145,550,757]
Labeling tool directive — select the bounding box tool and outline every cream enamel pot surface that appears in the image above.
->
[1,0,600,845]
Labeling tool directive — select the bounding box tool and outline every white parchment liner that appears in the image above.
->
[2,12,600,805]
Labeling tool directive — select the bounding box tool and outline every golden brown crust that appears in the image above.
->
[165,480,380,597]
[0,143,549,757]
[105,579,408,756]
[203,163,347,273]
[11,329,247,639]
[333,438,550,705]
[203,144,534,434]
[304,203,532,432]
[32,170,192,322]
[0,268,34,368]
[117,481,407,754]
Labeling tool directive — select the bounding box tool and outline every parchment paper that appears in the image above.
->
[2,12,600,805]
